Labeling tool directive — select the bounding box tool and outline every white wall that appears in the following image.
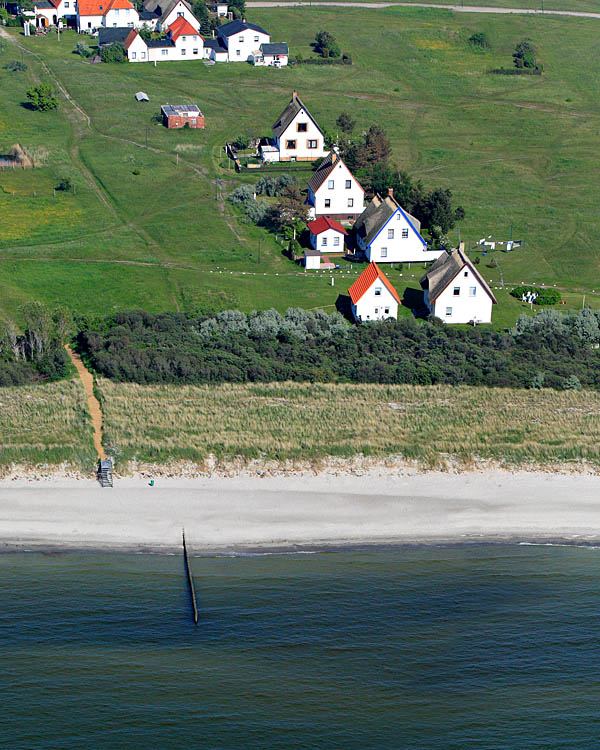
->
[105,6,138,26]
[148,44,177,61]
[310,227,345,253]
[275,108,326,161]
[362,208,442,264]
[430,270,493,324]
[353,284,398,322]
[310,160,364,217]
[78,13,103,29]
[127,34,148,61]
[262,52,287,66]
[173,32,204,58]
[161,2,201,30]
[225,28,269,61]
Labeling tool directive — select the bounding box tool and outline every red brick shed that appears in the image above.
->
[161,104,205,129]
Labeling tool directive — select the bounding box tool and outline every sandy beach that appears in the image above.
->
[1,469,600,551]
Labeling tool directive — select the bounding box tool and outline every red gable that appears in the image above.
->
[167,15,201,40]
[348,262,401,305]
[307,216,347,236]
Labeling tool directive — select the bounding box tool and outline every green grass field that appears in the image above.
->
[1,5,599,326]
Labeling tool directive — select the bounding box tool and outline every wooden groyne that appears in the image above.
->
[182,529,199,625]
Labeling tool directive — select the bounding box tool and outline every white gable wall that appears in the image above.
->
[276,108,327,161]
[160,2,201,30]
[352,283,398,322]
[225,28,269,61]
[429,268,493,324]
[363,208,443,264]
[105,6,138,26]
[310,160,364,219]
[310,227,345,253]
[173,32,204,58]
[127,33,148,61]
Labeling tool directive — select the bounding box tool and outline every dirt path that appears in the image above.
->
[247,1,600,18]
[65,345,106,461]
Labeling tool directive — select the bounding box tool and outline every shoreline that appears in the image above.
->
[1,469,600,553]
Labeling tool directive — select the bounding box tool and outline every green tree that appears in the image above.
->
[314,30,340,58]
[335,111,355,134]
[513,38,536,69]
[26,83,58,111]
[74,41,91,57]
[191,0,212,35]
[229,0,245,16]
[268,184,309,238]
[100,42,127,63]
[415,187,464,233]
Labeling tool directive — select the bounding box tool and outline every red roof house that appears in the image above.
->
[307,215,347,253]
[348,262,401,322]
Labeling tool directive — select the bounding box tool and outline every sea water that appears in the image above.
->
[2,544,600,749]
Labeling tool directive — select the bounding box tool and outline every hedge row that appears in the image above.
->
[510,286,562,305]
[488,67,543,76]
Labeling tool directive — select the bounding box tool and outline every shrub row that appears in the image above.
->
[510,286,562,305]
[290,54,352,66]
[488,66,543,75]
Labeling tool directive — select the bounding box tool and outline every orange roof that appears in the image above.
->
[78,0,133,15]
[307,216,347,236]
[348,262,401,305]
[168,15,202,40]
[124,28,138,49]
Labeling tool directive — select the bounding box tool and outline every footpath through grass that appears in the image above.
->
[97,380,600,470]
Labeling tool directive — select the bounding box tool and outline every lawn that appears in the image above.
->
[1,6,599,327]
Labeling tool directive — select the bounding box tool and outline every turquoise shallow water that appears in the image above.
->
[2,544,600,748]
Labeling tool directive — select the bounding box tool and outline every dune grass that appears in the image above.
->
[96,380,600,470]
[0,378,96,472]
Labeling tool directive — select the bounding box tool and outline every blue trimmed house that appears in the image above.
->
[354,189,443,264]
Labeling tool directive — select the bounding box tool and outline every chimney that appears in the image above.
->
[242,16,246,22]
[388,188,394,198]
[292,91,297,101]
[331,151,337,164]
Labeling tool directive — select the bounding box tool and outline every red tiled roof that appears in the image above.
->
[307,216,348,236]
[167,15,202,40]
[124,28,138,49]
[348,262,401,305]
[78,0,133,16]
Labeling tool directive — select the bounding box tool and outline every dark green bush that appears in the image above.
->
[510,286,561,305]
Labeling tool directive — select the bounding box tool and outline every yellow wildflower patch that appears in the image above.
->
[414,38,452,51]
[0,196,82,242]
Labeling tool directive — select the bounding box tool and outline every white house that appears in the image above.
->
[348,262,401,322]
[303,249,321,270]
[77,0,139,31]
[307,216,347,254]
[251,42,288,67]
[307,151,364,223]
[115,17,203,61]
[271,92,328,162]
[139,0,200,31]
[216,18,270,61]
[354,189,443,264]
[34,0,76,27]
[419,247,497,324]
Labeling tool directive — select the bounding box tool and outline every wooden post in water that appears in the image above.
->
[182,529,198,625]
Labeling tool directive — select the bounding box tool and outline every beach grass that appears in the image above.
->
[97,380,600,470]
[0,378,96,472]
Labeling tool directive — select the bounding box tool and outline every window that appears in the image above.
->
[193,35,197,40]
[347,198,353,208]
[469,287,477,297]
[239,35,244,42]
[446,307,453,316]
[345,179,351,189]
[254,35,259,42]
[236,49,241,56]
[388,228,394,239]
[125,7,129,12]
[182,35,186,41]
[286,140,296,149]
[181,48,186,55]
[453,287,460,296]
[64,1,69,6]
[384,307,390,315]
[297,122,307,132]
[401,228,408,239]
[327,179,334,189]
[177,10,183,15]
[381,248,387,258]
[375,308,379,314]
[114,7,119,13]
[128,21,133,25]
[464,271,469,277]
[193,48,198,54]
[162,48,167,55]
[324,199,331,208]
[333,236,340,247]
[112,22,117,26]
[141,51,146,58]
[322,237,327,247]
[131,51,136,59]
[307,140,318,149]
[375,286,382,296]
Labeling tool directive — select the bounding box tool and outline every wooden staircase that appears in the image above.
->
[98,458,113,488]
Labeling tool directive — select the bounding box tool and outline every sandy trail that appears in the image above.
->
[65,345,105,461]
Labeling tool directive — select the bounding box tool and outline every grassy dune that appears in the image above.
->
[0,379,95,471]
[97,380,600,469]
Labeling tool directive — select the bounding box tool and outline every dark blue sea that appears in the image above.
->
[2,545,600,748]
